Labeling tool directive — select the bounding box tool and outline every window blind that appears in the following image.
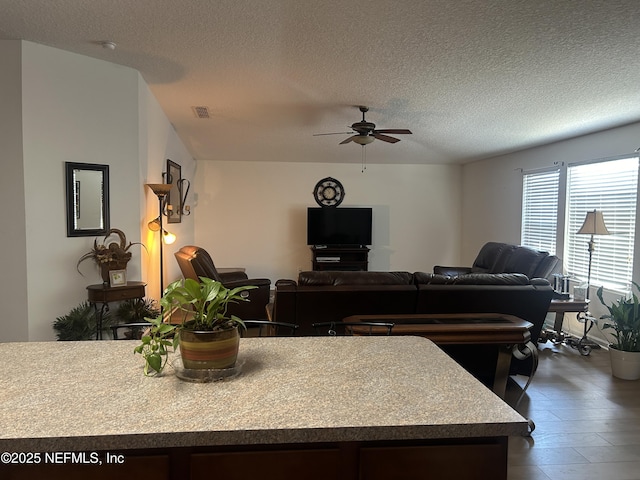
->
[521,169,560,255]
[565,157,639,292]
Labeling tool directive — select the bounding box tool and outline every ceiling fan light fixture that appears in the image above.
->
[353,135,374,145]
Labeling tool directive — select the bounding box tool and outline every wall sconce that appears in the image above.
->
[178,178,191,216]
[162,160,191,221]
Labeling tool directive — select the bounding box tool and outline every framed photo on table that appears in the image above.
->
[109,269,127,287]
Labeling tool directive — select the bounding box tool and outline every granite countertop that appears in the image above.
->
[0,336,528,451]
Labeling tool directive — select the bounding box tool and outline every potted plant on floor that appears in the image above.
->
[53,301,112,341]
[134,277,255,376]
[597,282,640,380]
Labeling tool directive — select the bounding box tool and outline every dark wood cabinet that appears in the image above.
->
[311,246,370,271]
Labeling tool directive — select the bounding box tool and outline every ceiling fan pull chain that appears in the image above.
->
[361,145,367,172]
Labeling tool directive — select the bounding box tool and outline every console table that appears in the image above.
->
[311,246,369,271]
[86,281,146,339]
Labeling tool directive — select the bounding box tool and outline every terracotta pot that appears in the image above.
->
[179,327,240,370]
[609,346,640,380]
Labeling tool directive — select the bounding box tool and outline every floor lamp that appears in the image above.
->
[576,209,610,301]
[146,183,172,297]
[572,209,610,354]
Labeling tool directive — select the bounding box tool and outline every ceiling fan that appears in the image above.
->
[314,106,412,145]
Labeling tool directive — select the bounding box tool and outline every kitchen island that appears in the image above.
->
[0,336,527,479]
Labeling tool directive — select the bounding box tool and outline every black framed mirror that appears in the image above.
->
[165,159,182,224]
[65,162,110,237]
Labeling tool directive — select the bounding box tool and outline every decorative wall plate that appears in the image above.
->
[313,177,345,207]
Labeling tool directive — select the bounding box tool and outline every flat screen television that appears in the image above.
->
[307,207,372,246]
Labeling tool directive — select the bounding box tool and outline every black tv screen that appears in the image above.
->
[307,207,372,246]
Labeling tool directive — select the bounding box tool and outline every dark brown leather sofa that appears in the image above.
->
[273,271,553,338]
[274,271,418,336]
[434,241,562,281]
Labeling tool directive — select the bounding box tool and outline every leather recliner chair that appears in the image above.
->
[174,245,271,321]
[434,241,562,281]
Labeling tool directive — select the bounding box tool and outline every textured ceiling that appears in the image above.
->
[2,0,640,165]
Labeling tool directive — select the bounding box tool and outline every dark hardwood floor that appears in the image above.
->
[505,341,640,480]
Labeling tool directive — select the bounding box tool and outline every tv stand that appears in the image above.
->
[311,246,370,271]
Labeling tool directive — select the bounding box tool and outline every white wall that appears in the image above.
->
[0,41,28,341]
[194,161,462,282]
[20,42,142,341]
[138,79,196,301]
[462,122,640,343]
[0,41,195,341]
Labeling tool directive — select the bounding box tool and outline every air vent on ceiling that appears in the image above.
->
[192,106,211,119]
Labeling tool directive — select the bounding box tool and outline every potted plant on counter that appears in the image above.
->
[597,282,640,380]
[134,277,255,376]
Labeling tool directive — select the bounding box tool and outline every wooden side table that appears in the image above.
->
[541,297,600,355]
[540,297,589,343]
[87,282,146,340]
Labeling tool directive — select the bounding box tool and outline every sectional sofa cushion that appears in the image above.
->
[297,270,414,286]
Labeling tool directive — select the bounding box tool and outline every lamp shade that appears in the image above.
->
[147,217,161,232]
[577,210,610,235]
[162,230,177,245]
[146,183,172,197]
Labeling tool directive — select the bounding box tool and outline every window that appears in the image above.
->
[522,155,639,292]
[521,169,560,255]
[565,157,639,292]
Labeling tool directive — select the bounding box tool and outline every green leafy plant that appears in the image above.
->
[113,298,160,340]
[133,315,177,375]
[53,302,112,341]
[597,281,640,352]
[116,298,160,323]
[134,277,256,375]
[162,277,255,331]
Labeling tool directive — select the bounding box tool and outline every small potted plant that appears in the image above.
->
[134,277,256,376]
[597,282,640,380]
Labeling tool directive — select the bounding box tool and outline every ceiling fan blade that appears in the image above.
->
[373,133,401,143]
[313,132,353,136]
[339,135,357,145]
[374,129,412,135]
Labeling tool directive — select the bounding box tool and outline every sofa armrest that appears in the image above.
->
[218,271,249,283]
[224,277,271,289]
[433,266,473,276]
[223,279,271,321]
